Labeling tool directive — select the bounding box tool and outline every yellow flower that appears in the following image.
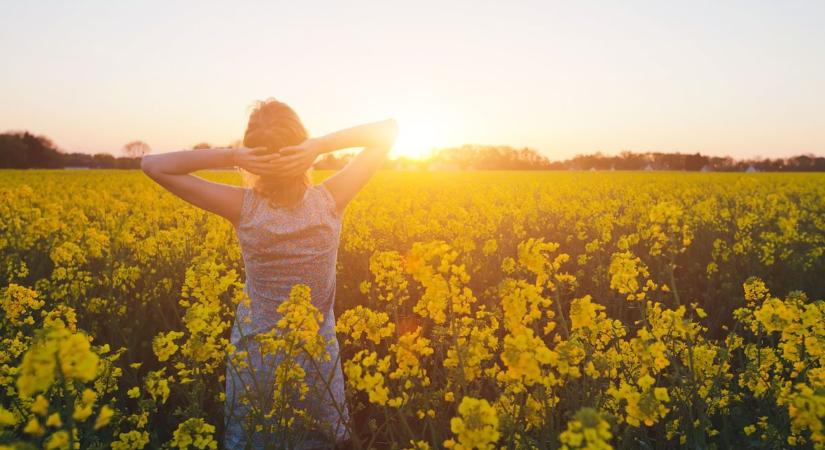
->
[81,388,98,405]
[31,394,49,416]
[608,251,654,302]
[112,430,150,450]
[343,350,391,406]
[743,277,770,304]
[336,305,395,345]
[44,430,70,450]
[73,404,94,422]
[1,284,45,325]
[559,407,613,450]
[482,239,498,256]
[73,388,98,422]
[152,330,184,362]
[785,383,825,445]
[94,405,114,430]
[608,379,670,427]
[17,336,59,398]
[753,298,794,333]
[405,440,431,450]
[58,332,100,381]
[23,416,44,436]
[369,250,411,304]
[0,407,17,427]
[145,369,170,404]
[444,397,499,450]
[570,295,604,331]
[169,418,218,450]
[46,412,63,428]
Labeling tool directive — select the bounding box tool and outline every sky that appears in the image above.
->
[1,0,823,160]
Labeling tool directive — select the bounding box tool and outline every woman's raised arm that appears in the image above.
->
[141,146,277,224]
[272,119,399,215]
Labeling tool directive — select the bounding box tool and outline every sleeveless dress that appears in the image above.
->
[224,183,350,449]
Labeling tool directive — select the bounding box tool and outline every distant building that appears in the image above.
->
[745,165,759,173]
[700,164,713,172]
[644,163,654,171]
[64,166,90,170]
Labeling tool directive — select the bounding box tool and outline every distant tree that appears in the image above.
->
[685,153,709,171]
[432,144,551,170]
[123,141,151,158]
[788,154,817,171]
[708,156,735,171]
[0,131,63,168]
[192,143,212,150]
[115,155,142,169]
[63,152,95,168]
[93,153,117,168]
[614,151,646,170]
[0,133,29,168]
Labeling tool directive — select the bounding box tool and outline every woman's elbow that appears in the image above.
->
[140,155,160,176]
[386,118,399,140]
[382,119,399,148]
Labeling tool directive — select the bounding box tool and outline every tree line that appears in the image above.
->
[426,145,825,172]
[0,132,145,169]
[2,130,823,172]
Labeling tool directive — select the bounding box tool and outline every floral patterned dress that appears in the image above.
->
[224,183,350,449]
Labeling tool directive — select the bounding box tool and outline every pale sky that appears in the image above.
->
[1,0,823,160]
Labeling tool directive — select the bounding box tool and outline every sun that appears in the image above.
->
[390,116,439,160]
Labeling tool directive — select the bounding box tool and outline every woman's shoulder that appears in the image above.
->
[238,185,340,225]
[312,182,343,221]
[235,187,258,225]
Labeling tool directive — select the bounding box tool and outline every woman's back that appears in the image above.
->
[226,182,350,448]
[234,182,342,335]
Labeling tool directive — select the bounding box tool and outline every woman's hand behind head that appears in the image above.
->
[233,146,285,177]
[264,138,322,178]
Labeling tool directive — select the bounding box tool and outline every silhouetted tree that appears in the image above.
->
[0,131,63,168]
[192,143,212,150]
[685,153,709,171]
[123,141,151,158]
[432,145,551,170]
[614,151,646,170]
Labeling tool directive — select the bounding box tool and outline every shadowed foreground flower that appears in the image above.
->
[559,407,613,450]
[443,396,499,450]
[170,418,217,450]
[17,325,99,398]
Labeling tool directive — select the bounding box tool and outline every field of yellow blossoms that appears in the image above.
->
[1,169,824,449]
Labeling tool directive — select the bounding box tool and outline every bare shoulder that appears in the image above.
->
[317,180,346,218]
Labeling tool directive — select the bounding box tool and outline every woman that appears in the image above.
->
[141,98,398,448]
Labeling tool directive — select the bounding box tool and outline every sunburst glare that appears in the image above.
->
[390,115,440,160]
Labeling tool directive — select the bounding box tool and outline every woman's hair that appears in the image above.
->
[241,98,311,208]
